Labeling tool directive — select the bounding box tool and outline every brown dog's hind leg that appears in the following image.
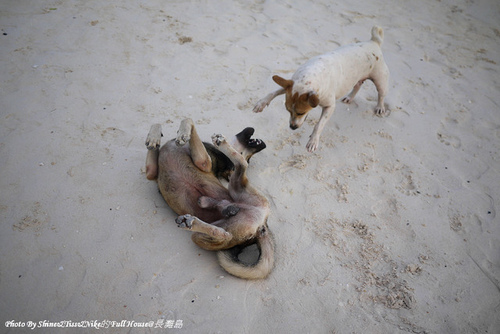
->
[198,196,240,217]
[176,214,233,250]
[145,124,162,180]
[191,233,231,250]
[176,118,212,173]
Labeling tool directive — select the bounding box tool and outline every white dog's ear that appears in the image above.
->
[273,75,293,89]
[308,92,319,108]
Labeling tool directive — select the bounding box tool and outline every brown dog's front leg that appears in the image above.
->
[176,118,212,173]
[212,134,250,191]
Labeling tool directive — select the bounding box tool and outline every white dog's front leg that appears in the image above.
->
[253,88,286,113]
[306,105,334,152]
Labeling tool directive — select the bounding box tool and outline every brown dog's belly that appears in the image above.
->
[157,144,231,223]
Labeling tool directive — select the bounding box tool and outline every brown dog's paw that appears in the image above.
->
[197,196,213,208]
[222,205,240,217]
[146,124,163,150]
[175,134,190,146]
[175,214,194,229]
[211,134,226,147]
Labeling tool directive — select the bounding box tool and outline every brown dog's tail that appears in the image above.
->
[217,225,274,279]
[371,26,384,45]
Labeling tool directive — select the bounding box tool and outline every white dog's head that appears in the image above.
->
[272,75,319,130]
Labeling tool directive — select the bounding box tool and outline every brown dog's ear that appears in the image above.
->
[308,92,319,108]
[272,75,293,89]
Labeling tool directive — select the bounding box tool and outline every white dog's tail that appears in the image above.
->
[371,26,384,45]
[217,225,274,279]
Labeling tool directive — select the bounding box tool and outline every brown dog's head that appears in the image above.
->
[231,127,266,162]
[273,75,319,130]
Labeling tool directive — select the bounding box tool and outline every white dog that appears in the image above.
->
[253,26,390,152]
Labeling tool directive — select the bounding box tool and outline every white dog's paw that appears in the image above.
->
[306,136,319,152]
[341,96,352,104]
[211,134,227,147]
[253,99,269,113]
[175,214,194,229]
[374,106,390,117]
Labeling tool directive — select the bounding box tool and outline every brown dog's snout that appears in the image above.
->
[290,124,299,130]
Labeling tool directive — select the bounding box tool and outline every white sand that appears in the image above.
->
[1,0,499,333]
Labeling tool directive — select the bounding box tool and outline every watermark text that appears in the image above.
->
[5,319,183,330]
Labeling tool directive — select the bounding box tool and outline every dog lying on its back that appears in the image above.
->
[145,118,274,279]
[254,26,390,152]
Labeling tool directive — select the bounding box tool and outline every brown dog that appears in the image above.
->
[145,118,274,279]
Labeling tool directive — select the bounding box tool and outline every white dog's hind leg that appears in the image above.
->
[371,62,390,117]
[372,77,389,117]
[341,80,365,104]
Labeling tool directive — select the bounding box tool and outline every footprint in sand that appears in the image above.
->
[385,163,419,196]
[437,113,467,148]
[437,132,461,148]
[101,127,127,141]
[311,218,416,310]
[12,202,50,232]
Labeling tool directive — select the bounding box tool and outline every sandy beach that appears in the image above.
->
[1,0,499,333]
